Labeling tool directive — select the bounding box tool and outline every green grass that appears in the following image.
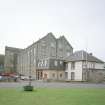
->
[0,88,105,105]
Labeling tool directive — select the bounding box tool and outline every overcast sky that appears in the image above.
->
[0,0,105,61]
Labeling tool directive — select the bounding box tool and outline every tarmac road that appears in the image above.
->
[0,81,105,88]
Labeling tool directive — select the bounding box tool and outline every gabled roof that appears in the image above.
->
[66,50,104,63]
[57,36,73,49]
[27,32,56,49]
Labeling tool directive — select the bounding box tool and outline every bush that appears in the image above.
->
[23,85,34,91]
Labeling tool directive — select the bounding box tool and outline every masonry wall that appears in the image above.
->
[66,61,83,81]
[4,46,22,73]
[14,33,73,80]
[43,70,65,80]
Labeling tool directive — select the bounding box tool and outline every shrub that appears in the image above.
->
[23,85,34,91]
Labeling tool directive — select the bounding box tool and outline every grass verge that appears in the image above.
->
[0,88,105,105]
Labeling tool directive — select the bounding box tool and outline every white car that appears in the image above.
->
[20,76,29,80]
[0,76,2,80]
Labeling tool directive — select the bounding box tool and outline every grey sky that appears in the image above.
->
[0,0,105,61]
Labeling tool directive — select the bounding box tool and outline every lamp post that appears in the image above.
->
[23,50,33,91]
[29,51,32,86]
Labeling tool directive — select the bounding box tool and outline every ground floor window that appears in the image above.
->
[71,72,75,80]
[65,72,68,79]
[60,73,62,78]
[52,73,55,78]
[44,73,47,79]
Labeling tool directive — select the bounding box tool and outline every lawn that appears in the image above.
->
[0,88,105,105]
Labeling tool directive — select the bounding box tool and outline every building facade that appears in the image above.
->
[4,33,105,82]
[4,46,22,73]
[0,54,4,73]
[17,32,73,80]
[65,51,105,82]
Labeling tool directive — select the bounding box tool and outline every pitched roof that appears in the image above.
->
[5,46,22,53]
[66,50,104,63]
[57,36,73,49]
[27,32,56,48]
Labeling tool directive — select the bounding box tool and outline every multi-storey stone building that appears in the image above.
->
[4,46,22,73]
[4,32,105,82]
[0,54,4,73]
[15,32,73,80]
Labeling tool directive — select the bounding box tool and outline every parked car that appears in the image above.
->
[20,76,30,80]
[0,75,6,81]
[20,75,35,81]
[0,75,2,80]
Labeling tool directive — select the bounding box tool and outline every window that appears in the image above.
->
[71,62,75,70]
[42,41,46,46]
[60,61,63,65]
[58,43,62,49]
[54,60,58,66]
[91,63,95,68]
[67,52,70,56]
[44,74,47,79]
[82,61,87,68]
[52,73,55,78]
[27,51,30,57]
[34,48,36,56]
[51,42,55,47]
[71,72,75,80]
[60,73,62,78]
[65,63,68,70]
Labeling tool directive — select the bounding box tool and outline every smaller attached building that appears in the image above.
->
[36,58,65,81]
[65,50,105,82]
[0,54,4,73]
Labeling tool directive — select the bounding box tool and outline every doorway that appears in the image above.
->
[36,70,43,80]
[71,72,75,80]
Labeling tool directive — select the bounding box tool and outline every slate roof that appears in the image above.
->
[66,50,104,63]
[5,46,23,53]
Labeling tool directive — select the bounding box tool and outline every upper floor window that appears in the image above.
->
[58,43,62,49]
[54,60,58,66]
[65,63,68,70]
[27,51,30,57]
[51,42,55,48]
[67,52,70,57]
[34,48,36,56]
[41,41,46,46]
[71,62,75,70]
[52,73,55,78]
[60,73,63,78]
[82,61,87,68]
[60,61,63,65]
[67,45,70,50]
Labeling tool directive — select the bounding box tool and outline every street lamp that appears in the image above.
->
[29,51,32,86]
[23,50,33,91]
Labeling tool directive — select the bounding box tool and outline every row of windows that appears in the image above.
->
[43,73,63,79]
[37,60,63,67]
[52,73,63,78]
[82,62,95,69]
[38,59,48,67]
[65,62,75,70]
[54,60,63,66]
[66,61,96,70]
